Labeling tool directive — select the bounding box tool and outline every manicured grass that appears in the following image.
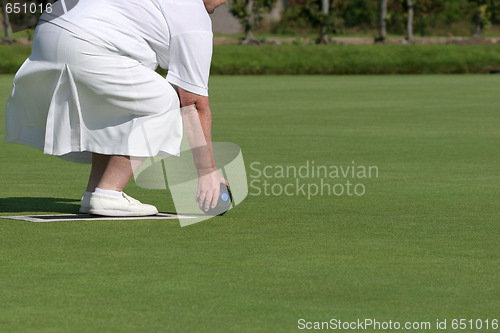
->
[0,74,499,332]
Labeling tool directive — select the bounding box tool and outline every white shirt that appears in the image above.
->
[42,0,213,96]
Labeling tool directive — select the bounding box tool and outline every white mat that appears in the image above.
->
[0,213,195,223]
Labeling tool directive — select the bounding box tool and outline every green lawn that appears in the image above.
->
[0,74,499,332]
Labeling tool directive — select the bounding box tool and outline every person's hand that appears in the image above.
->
[196,169,228,212]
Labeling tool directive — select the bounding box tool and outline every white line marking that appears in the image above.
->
[0,213,195,223]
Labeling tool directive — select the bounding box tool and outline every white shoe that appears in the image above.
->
[89,192,158,217]
[79,191,92,214]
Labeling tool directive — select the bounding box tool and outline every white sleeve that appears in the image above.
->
[161,0,213,96]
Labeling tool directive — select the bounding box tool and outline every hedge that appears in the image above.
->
[1,43,499,75]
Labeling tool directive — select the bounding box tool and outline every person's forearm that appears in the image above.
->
[195,102,215,170]
[177,87,226,210]
[179,95,217,176]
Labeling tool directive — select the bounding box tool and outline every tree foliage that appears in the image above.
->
[228,0,277,43]
[268,0,499,37]
[469,0,497,35]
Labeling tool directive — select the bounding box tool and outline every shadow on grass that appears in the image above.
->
[0,197,80,214]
